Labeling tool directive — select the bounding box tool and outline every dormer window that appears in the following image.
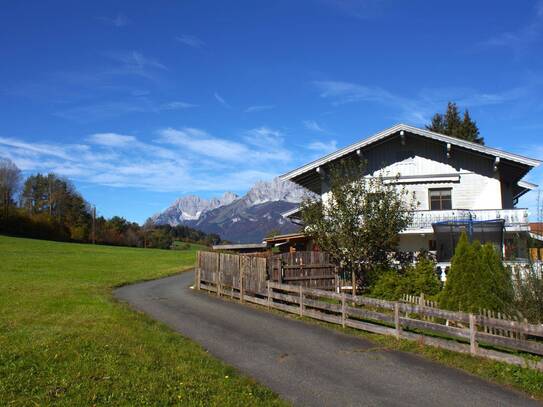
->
[429,188,452,210]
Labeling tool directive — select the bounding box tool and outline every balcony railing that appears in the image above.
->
[405,208,529,231]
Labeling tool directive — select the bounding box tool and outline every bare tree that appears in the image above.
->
[0,158,22,218]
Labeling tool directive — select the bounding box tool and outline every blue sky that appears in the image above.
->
[1,0,543,223]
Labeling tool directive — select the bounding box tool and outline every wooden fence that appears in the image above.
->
[269,251,338,290]
[402,293,529,340]
[196,251,267,296]
[196,269,543,371]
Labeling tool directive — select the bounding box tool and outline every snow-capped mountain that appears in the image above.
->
[149,192,238,226]
[149,178,309,242]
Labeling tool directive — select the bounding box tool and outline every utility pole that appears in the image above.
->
[538,189,542,226]
[91,206,96,244]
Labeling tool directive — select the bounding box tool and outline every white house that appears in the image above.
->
[280,124,541,272]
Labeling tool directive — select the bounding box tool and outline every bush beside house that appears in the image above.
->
[439,232,514,313]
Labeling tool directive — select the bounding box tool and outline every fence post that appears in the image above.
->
[341,293,346,328]
[267,281,271,309]
[394,302,401,339]
[299,285,304,317]
[469,313,478,355]
[195,251,201,290]
[351,270,356,297]
[216,254,221,296]
[240,264,244,304]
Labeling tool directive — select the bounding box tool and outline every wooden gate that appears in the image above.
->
[269,251,337,290]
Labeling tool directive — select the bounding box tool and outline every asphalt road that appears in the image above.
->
[114,271,540,407]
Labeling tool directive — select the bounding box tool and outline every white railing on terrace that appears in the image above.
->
[406,208,529,231]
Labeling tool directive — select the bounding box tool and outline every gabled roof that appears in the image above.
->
[280,124,541,190]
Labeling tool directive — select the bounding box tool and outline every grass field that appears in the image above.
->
[0,235,285,406]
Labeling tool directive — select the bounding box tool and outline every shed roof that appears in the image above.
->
[211,243,268,251]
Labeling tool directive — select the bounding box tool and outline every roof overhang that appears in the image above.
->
[280,123,541,193]
[263,232,308,244]
[212,243,268,251]
[514,180,539,200]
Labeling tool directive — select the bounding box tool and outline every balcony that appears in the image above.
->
[404,208,529,233]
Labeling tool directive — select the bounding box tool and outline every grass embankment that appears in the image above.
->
[0,236,285,406]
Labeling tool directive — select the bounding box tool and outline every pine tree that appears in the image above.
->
[440,233,513,313]
[444,102,462,138]
[427,113,446,134]
[460,110,484,144]
[426,102,484,145]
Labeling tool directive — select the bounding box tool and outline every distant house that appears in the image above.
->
[211,242,268,254]
[263,232,315,253]
[280,124,541,273]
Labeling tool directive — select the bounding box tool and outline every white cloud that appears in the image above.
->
[214,92,231,108]
[307,140,338,154]
[0,125,299,195]
[55,98,198,122]
[176,35,205,48]
[479,2,543,54]
[245,105,275,113]
[314,80,533,125]
[158,128,249,161]
[303,120,326,132]
[88,133,137,147]
[105,51,167,80]
[161,101,198,110]
[99,14,129,27]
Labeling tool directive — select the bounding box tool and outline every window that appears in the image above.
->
[429,188,452,210]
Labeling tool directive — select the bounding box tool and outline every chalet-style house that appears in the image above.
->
[280,124,541,273]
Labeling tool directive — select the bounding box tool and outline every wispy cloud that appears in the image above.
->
[6,50,168,105]
[105,50,167,79]
[160,101,198,110]
[0,126,294,193]
[307,140,338,154]
[319,0,388,19]
[303,120,326,132]
[88,133,137,147]
[314,80,532,125]
[479,1,543,54]
[176,34,205,49]
[214,92,231,108]
[245,105,275,113]
[99,14,129,27]
[55,98,197,122]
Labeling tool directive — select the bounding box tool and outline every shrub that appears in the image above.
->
[401,257,442,297]
[370,257,441,301]
[369,270,403,300]
[512,265,543,323]
[440,232,513,313]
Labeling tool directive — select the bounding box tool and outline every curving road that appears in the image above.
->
[114,271,540,407]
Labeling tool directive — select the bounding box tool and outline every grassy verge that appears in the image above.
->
[0,236,286,406]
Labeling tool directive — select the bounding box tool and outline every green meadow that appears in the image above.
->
[0,235,284,406]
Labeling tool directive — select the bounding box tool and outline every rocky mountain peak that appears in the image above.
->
[243,177,307,206]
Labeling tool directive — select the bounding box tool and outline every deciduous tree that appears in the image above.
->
[0,158,22,218]
[300,158,416,290]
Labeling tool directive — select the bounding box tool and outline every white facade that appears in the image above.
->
[281,124,541,264]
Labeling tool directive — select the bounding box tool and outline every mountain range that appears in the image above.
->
[148,178,308,243]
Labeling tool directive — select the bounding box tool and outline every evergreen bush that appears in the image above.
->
[440,232,513,313]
